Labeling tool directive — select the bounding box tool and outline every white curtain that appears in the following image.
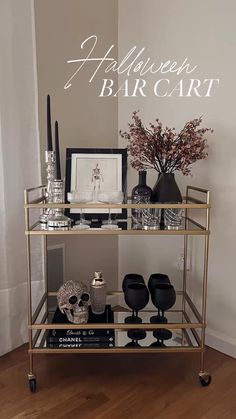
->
[0,0,42,356]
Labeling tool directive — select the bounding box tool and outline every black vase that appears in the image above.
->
[152,173,182,230]
[151,173,182,203]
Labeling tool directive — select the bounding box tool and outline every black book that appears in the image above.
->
[48,305,115,340]
[48,342,115,349]
[48,336,114,344]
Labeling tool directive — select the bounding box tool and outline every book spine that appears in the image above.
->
[48,336,114,344]
[49,329,114,338]
[48,342,115,349]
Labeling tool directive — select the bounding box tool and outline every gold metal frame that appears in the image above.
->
[24,185,211,380]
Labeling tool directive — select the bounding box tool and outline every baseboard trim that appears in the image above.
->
[206,328,236,359]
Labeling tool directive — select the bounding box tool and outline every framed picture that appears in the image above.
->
[65,148,127,221]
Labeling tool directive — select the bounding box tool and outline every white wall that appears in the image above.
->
[34,0,119,291]
[118,0,236,357]
[34,0,119,179]
[33,0,236,357]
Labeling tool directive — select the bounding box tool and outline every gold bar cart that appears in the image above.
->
[24,185,211,392]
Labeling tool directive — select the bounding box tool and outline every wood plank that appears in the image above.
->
[0,344,235,419]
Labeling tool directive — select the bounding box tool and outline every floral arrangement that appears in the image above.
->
[120,111,213,175]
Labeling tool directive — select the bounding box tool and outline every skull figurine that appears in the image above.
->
[57,280,90,324]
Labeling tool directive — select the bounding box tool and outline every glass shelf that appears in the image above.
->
[38,329,200,350]
[26,217,208,236]
[31,296,203,353]
[25,187,210,236]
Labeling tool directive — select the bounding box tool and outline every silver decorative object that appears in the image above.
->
[47,179,71,230]
[39,150,56,224]
[57,280,90,324]
[90,271,107,315]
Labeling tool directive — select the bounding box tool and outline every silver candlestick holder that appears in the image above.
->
[39,151,56,224]
[47,179,71,230]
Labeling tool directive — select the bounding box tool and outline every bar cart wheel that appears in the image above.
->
[199,372,211,387]
[28,375,37,393]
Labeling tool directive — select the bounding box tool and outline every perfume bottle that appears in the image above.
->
[132,171,152,228]
[90,271,107,315]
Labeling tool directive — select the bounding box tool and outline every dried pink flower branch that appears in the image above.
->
[120,111,213,175]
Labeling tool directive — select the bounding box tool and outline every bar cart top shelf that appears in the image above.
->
[24,185,210,236]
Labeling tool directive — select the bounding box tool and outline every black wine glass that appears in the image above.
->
[125,340,141,348]
[125,329,147,347]
[150,283,176,323]
[122,273,145,293]
[148,274,171,323]
[148,273,170,294]
[124,283,149,323]
[150,328,173,347]
[150,339,166,348]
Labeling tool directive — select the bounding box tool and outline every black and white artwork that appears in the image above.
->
[65,148,127,221]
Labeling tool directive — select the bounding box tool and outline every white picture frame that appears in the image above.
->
[65,148,127,221]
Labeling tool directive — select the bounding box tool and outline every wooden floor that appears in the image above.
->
[0,345,235,419]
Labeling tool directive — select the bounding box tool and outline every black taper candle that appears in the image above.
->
[47,94,53,151]
[55,121,61,179]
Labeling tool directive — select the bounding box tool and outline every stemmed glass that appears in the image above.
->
[150,329,173,348]
[124,282,149,324]
[67,191,93,230]
[124,282,149,347]
[122,273,145,336]
[98,191,124,230]
[149,281,176,348]
[148,273,170,293]
[122,273,145,293]
[126,328,147,347]
[150,283,176,323]
[148,273,170,323]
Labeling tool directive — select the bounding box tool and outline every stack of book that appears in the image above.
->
[47,305,115,349]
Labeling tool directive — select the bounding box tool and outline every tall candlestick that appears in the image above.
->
[47,94,53,151]
[39,150,56,224]
[55,120,61,179]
